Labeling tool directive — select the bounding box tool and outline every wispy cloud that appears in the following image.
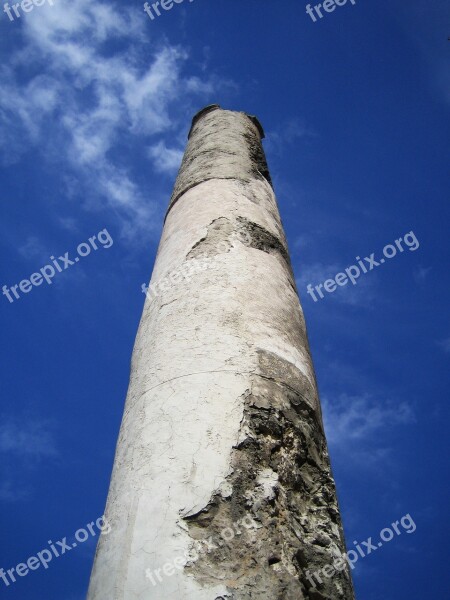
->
[292,234,312,251]
[147,140,183,175]
[0,417,58,460]
[322,393,415,464]
[0,415,58,502]
[413,265,431,284]
[265,117,316,158]
[0,0,221,241]
[0,480,29,502]
[18,236,48,260]
[59,217,79,233]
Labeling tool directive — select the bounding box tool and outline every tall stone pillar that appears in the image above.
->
[87,105,355,600]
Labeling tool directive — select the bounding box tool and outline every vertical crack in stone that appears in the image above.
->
[181,352,355,600]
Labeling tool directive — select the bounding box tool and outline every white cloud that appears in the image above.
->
[59,217,79,232]
[292,234,311,251]
[0,417,58,460]
[322,393,415,453]
[18,236,48,260]
[0,481,29,502]
[413,265,431,284]
[147,140,183,174]
[265,117,316,158]
[0,0,220,240]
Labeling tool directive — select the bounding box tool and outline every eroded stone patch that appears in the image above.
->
[185,215,295,288]
[181,354,354,600]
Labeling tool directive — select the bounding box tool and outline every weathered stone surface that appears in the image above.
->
[87,106,355,600]
[181,366,353,600]
[167,106,272,216]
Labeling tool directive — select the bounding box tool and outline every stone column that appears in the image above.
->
[87,105,355,600]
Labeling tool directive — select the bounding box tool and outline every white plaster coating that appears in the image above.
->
[87,179,321,598]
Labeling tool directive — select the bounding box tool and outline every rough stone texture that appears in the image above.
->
[167,106,272,216]
[87,107,355,600]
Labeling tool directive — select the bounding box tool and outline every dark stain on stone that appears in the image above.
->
[243,130,272,185]
[181,352,355,599]
[165,109,273,221]
[185,215,297,297]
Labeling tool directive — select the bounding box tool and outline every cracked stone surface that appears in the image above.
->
[87,107,355,600]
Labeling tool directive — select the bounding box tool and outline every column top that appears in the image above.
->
[165,106,270,221]
[188,104,265,140]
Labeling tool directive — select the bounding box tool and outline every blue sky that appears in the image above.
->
[0,0,449,598]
